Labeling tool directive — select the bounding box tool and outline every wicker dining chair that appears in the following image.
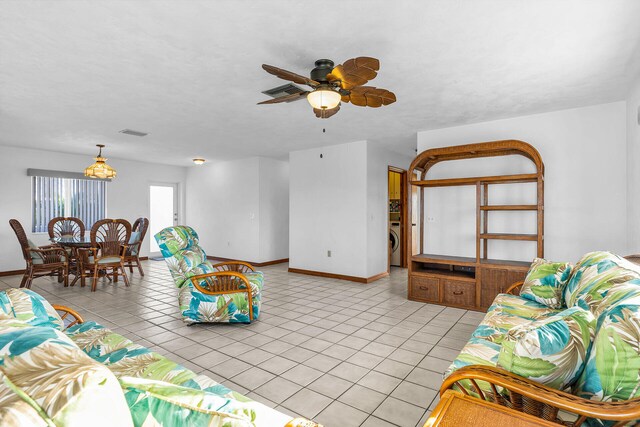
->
[123,217,149,276]
[47,217,85,240]
[9,219,68,288]
[77,219,131,292]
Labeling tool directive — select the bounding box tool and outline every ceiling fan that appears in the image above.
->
[258,57,396,119]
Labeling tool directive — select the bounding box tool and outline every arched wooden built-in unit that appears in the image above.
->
[407,140,544,311]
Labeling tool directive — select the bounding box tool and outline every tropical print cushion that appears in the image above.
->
[154,226,264,324]
[574,297,640,403]
[0,288,63,330]
[520,258,572,309]
[120,377,257,427]
[563,251,640,318]
[66,321,294,427]
[497,307,596,391]
[0,319,133,426]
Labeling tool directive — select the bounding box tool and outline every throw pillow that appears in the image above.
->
[520,258,572,309]
[0,288,63,330]
[26,239,44,263]
[497,306,596,391]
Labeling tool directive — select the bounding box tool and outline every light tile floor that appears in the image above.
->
[0,261,485,427]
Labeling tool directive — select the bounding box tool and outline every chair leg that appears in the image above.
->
[19,269,29,288]
[129,262,134,274]
[57,269,63,283]
[247,291,254,322]
[63,265,68,287]
[113,267,118,283]
[136,257,145,276]
[92,266,99,292]
[121,263,130,287]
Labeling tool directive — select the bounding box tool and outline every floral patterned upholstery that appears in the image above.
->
[0,318,133,427]
[154,226,263,324]
[0,288,63,330]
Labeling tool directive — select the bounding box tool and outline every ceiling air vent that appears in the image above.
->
[119,129,148,137]
[261,83,306,101]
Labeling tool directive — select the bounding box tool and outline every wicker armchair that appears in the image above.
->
[77,219,131,292]
[123,217,149,276]
[47,217,85,240]
[9,219,68,288]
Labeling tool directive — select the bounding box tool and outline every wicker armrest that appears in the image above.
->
[212,261,255,273]
[189,271,256,321]
[505,281,524,295]
[441,365,640,425]
[52,304,84,330]
[28,246,68,263]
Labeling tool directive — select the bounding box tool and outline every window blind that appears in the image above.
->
[32,176,106,233]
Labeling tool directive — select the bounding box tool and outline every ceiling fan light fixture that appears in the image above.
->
[84,144,116,179]
[307,87,341,110]
[192,158,206,165]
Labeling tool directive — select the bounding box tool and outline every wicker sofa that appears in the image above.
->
[0,288,309,426]
[441,251,640,426]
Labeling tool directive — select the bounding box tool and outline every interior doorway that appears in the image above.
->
[149,183,179,256]
[388,167,408,269]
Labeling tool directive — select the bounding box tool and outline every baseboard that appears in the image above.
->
[140,256,149,261]
[287,268,389,283]
[0,269,25,277]
[207,256,289,267]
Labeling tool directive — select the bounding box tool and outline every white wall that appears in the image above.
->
[0,145,187,271]
[185,157,289,263]
[290,141,369,277]
[290,140,412,279]
[627,77,640,252]
[416,102,627,263]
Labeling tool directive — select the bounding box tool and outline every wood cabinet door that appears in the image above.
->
[480,268,527,308]
[442,279,476,308]
[410,276,439,302]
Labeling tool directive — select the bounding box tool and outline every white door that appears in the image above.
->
[149,183,178,256]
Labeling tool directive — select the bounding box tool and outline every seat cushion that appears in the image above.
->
[520,258,572,309]
[497,307,596,391]
[0,319,133,427]
[564,251,640,318]
[0,288,63,330]
[87,255,122,265]
[65,321,293,427]
[27,239,44,263]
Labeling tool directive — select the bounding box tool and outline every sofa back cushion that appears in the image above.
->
[573,298,640,403]
[0,288,63,330]
[563,251,640,317]
[520,258,572,309]
[0,319,133,426]
[497,307,596,391]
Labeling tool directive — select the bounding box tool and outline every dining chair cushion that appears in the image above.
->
[0,319,133,427]
[26,239,44,264]
[87,255,122,265]
[0,288,63,330]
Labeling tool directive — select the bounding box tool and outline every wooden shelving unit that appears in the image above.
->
[407,140,544,311]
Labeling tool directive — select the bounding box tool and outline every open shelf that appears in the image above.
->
[480,205,538,211]
[411,173,539,188]
[479,233,538,241]
[412,254,476,267]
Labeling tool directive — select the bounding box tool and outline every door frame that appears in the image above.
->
[148,181,180,256]
[388,166,408,269]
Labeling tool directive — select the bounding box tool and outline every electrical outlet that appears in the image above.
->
[327,250,331,257]
[227,241,231,247]
[427,217,436,222]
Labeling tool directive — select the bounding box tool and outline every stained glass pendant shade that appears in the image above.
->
[84,144,116,179]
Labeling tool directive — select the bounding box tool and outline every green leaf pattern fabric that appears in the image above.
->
[497,307,596,390]
[0,319,133,427]
[520,258,572,309]
[0,289,63,330]
[154,226,263,324]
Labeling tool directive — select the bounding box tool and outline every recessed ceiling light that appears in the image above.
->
[193,158,206,165]
[119,129,148,137]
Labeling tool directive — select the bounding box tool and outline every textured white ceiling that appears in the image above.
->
[1,0,639,166]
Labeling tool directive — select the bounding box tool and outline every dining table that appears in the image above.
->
[51,236,92,286]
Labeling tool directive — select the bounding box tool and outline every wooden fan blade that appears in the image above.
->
[262,64,319,87]
[328,57,380,90]
[313,104,340,119]
[347,86,396,107]
[257,91,309,105]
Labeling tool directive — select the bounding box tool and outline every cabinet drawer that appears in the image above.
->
[410,276,439,301]
[442,279,476,307]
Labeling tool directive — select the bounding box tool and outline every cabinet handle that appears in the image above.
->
[419,286,429,290]
[453,291,463,295]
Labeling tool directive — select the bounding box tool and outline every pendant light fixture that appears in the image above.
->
[84,144,117,179]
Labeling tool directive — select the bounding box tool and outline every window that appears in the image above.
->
[32,176,106,233]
